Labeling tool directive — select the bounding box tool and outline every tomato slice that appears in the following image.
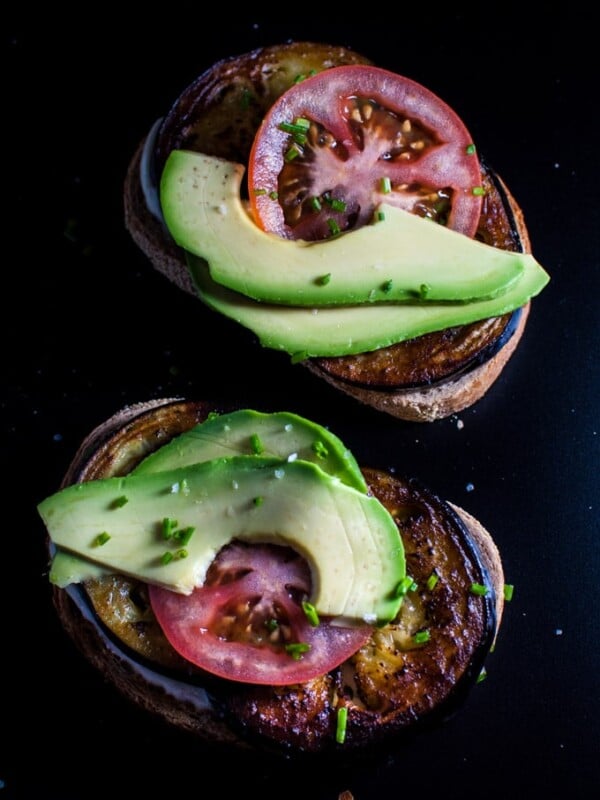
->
[248,65,483,241]
[149,542,372,685]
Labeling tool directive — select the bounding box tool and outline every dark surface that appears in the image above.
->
[4,12,599,800]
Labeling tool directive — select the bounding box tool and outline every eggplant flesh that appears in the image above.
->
[311,161,525,391]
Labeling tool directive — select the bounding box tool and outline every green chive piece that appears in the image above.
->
[285,642,311,660]
[327,218,341,236]
[174,526,195,546]
[206,411,220,421]
[426,572,439,591]
[162,517,178,540]
[413,629,431,644]
[420,283,431,298]
[466,143,477,155]
[504,584,515,601]
[477,667,487,683]
[175,548,188,560]
[470,582,489,596]
[111,495,128,509]
[395,575,417,597]
[93,532,111,547]
[330,198,347,212]
[311,196,322,211]
[294,117,310,129]
[380,176,392,194]
[265,618,278,632]
[269,191,279,200]
[253,496,264,507]
[336,706,348,744]
[316,273,331,286]
[375,210,385,222]
[382,280,393,294]
[293,73,307,84]
[161,551,174,566]
[312,440,329,459]
[284,145,301,162]
[472,186,485,196]
[302,601,320,627]
[253,187,267,196]
[250,433,264,454]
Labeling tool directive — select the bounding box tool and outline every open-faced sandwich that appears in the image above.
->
[124,41,549,422]
[39,399,510,754]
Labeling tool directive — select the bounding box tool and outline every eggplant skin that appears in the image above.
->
[219,468,497,755]
[311,161,525,392]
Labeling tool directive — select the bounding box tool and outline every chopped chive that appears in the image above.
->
[111,495,128,509]
[311,196,322,211]
[381,280,393,294]
[253,496,264,507]
[175,548,188,560]
[329,198,347,212]
[240,89,253,110]
[294,117,310,129]
[265,618,278,631]
[472,186,485,196]
[278,121,306,135]
[253,187,268,196]
[413,629,431,644]
[302,601,320,627]
[503,584,515,601]
[174,526,195,546]
[293,73,307,84]
[470,582,489,596]
[466,143,477,155]
[162,517,178,540]
[316,273,331,286]
[426,572,439,591]
[375,210,385,222]
[477,667,487,683]
[395,575,418,597]
[420,283,431,298]
[250,433,264,454]
[93,532,111,547]
[161,551,174,566]
[206,411,220,421]
[284,145,301,162]
[285,642,311,660]
[269,190,279,200]
[380,176,392,194]
[312,440,329,459]
[327,218,341,236]
[336,706,348,744]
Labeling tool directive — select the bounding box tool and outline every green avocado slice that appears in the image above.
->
[160,149,535,305]
[188,252,549,358]
[134,409,367,492]
[39,456,405,624]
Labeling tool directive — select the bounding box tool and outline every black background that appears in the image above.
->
[4,10,599,799]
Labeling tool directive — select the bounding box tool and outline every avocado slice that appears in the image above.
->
[39,456,405,624]
[134,409,367,492]
[160,150,536,305]
[188,253,549,358]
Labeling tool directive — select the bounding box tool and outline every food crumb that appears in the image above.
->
[555,628,563,636]
[53,432,63,442]
[465,482,474,492]
[456,418,464,430]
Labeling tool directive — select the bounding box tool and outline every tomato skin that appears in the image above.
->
[149,543,372,685]
[248,65,482,241]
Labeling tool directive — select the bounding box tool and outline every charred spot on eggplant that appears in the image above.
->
[310,161,526,392]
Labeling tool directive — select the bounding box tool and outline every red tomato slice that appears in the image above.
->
[149,542,372,685]
[248,65,483,241]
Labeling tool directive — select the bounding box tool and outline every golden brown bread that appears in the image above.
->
[123,42,535,424]
[47,398,506,754]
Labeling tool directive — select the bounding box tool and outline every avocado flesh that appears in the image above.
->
[160,149,536,305]
[188,252,549,358]
[39,457,405,624]
[134,409,367,492]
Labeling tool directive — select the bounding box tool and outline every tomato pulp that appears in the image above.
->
[248,65,483,241]
[149,542,372,685]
